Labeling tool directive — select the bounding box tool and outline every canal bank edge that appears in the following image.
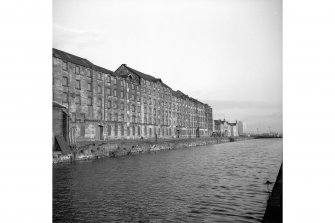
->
[53,137,254,164]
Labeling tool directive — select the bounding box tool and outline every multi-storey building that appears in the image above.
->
[52,48,214,147]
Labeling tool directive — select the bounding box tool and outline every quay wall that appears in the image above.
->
[53,137,253,164]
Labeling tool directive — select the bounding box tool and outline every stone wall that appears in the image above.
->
[53,137,253,164]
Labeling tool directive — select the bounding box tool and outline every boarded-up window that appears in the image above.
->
[114,124,118,136]
[75,95,81,105]
[88,97,93,106]
[71,113,76,122]
[81,114,85,122]
[75,80,80,89]
[80,126,85,136]
[62,92,68,103]
[62,76,68,86]
[97,72,102,80]
[108,125,111,136]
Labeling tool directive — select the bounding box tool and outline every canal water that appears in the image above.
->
[53,139,282,222]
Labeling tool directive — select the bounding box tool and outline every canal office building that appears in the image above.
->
[52,48,214,148]
[214,119,239,137]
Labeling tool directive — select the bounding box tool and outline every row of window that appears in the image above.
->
[79,125,175,137]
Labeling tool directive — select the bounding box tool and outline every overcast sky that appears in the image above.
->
[53,0,282,133]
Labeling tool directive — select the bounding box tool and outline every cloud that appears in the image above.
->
[53,23,105,50]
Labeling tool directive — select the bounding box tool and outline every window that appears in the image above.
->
[80,126,85,136]
[89,69,93,77]
[62,61,68,70]
[108,125,111,136]
[98,98,102,107]
[131,94,134,100]
[75,95,81,105]
[121,103,124,110]
[71,113,76,122]
[98,85,102,94]
[121,114,124,122]
[121,125,124,136]
[62,92,68,103]
[144,127,147,136]
[112,77,116,85]
[120,91,124,98]
[76,80,81,89]
[127,127,130,136]
[132,126,135,136]
[108,113,112,121]
[120,80,124,86]
[62,76,68,86]
[107,76,111,83]
[137,106,140,113]
[107,100,111,109]
[97,72,102,80]
[113,102,118,109]
[138,126,140,136]
[113,89,117,97]
[88,97,93,106]
[80,114,85,122]
[75,66,80,74]
[132,115,135,123]
[131,104,135,112]
[98,112,102,120]
[131,84,134,89]
[114,124,118,136]
[87,82,92,91]
[114,113,118,121]
[107,88,111,96]
[149,128,152,136]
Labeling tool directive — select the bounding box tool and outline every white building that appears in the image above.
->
[238,121,246,136]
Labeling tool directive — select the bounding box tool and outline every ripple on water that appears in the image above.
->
[53,139,282,223]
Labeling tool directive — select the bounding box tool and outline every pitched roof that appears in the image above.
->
[53,48,95,68]
[123,65,157,82]
[93,64,115,76]
[53,48,115,75]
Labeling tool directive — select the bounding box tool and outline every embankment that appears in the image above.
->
[53,137,253,164]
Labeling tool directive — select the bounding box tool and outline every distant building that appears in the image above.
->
[214,119,239,137]
[238,121,246,136]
